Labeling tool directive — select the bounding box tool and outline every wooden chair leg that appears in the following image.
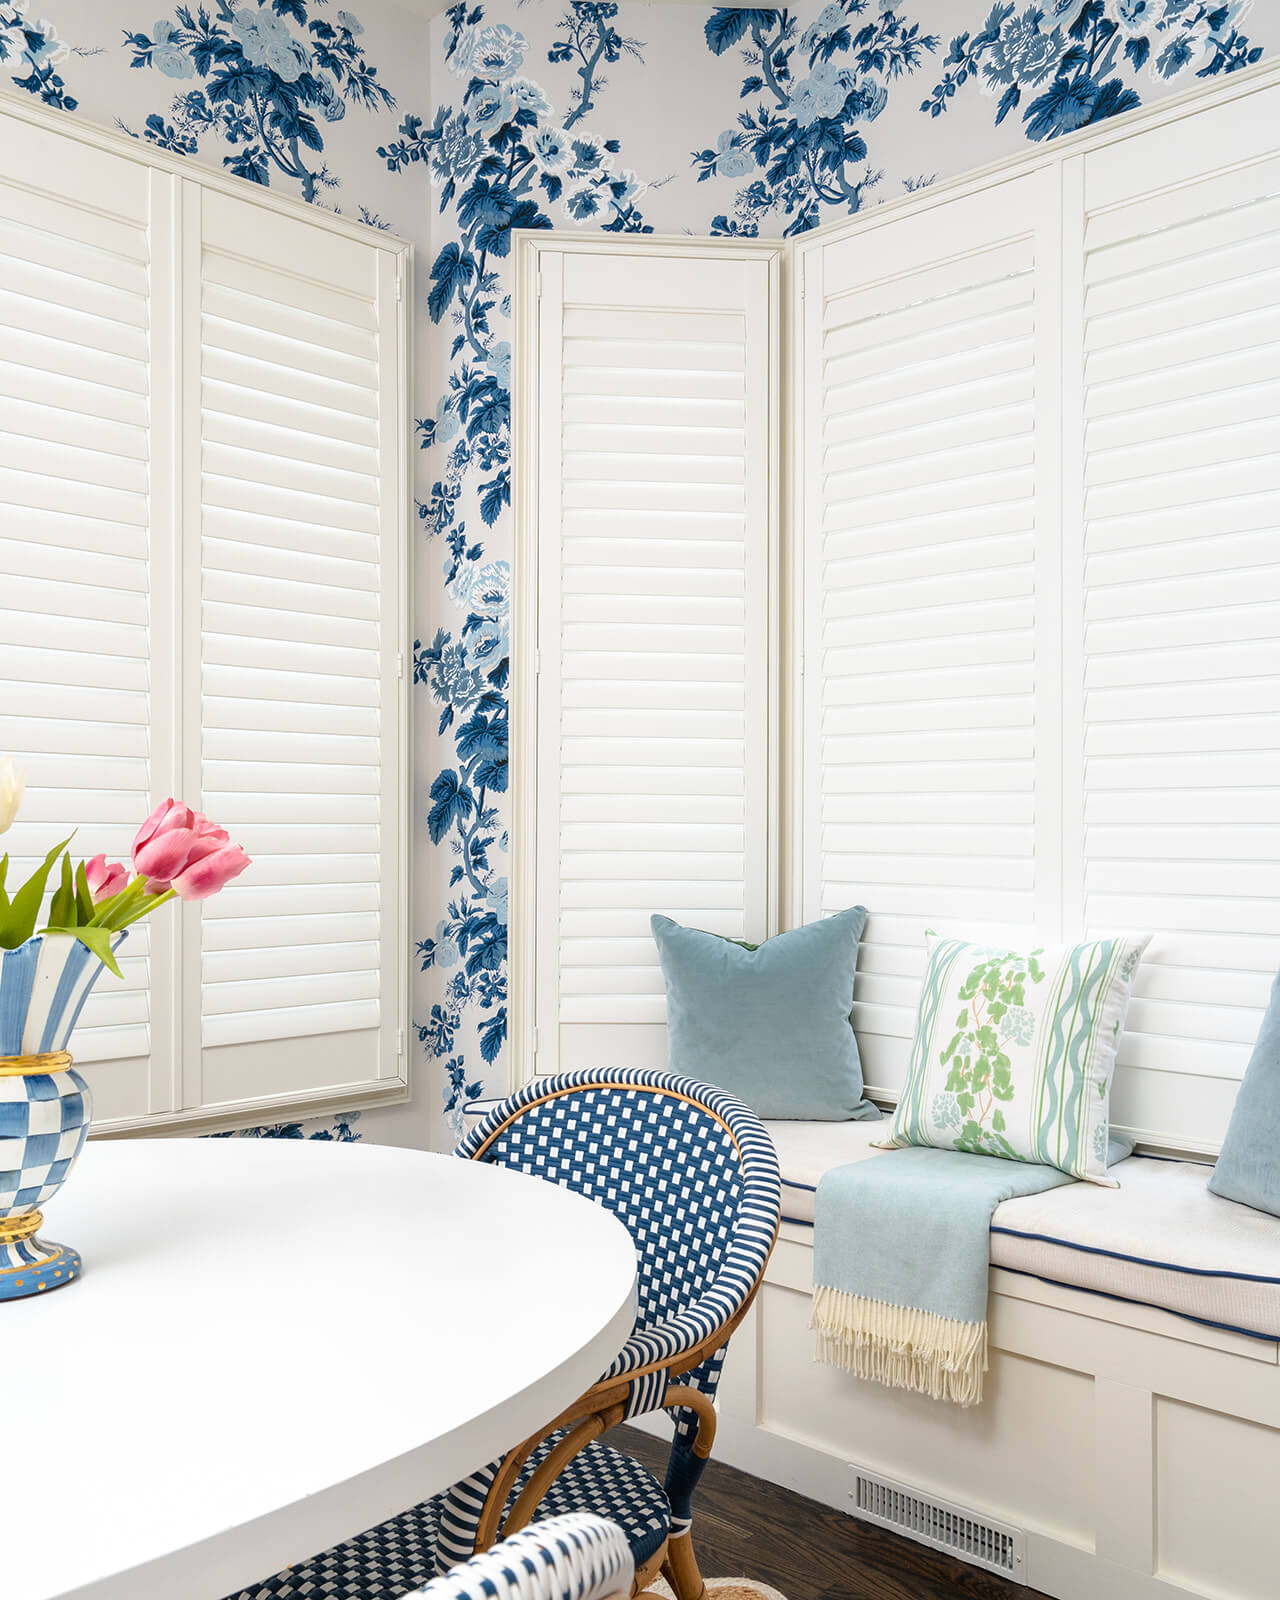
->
[661,1529,708,1600]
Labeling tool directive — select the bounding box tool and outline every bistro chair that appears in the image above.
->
[440,1067,781,1599]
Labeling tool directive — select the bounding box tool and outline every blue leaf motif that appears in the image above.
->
[427,769,475,844]
[704,9,748,55]
[428,241,477,322]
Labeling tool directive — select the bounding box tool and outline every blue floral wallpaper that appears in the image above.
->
[2,0,1274,1145]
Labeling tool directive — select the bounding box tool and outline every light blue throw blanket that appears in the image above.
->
[812,1141,1131,1405]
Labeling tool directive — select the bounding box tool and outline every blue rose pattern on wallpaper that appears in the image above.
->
[379,1,652,1133]
[922,2,1262,139]
[695,4,941,236]
[1,3,76,106]
[0,0,1273,1143]
[121,2,393,190]
[696,1,1261,237]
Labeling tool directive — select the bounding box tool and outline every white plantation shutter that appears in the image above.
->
[0,101,407,1131]
[800,172,1062,1103]
[520,244,778,1076]
[0,113,163,1119]
[1076,85,1280,1150]
[194,189,403,1111]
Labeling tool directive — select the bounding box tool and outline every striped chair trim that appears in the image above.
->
[412,1512,633,1600]
[438,1464,502,1571]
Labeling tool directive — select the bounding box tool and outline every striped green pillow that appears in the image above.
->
[876,932,1150,1185]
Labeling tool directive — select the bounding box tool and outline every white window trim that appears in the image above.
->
[1,90,413,1137]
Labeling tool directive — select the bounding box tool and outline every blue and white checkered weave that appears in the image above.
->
[457,1069,780,1382]
[0,1067,91,1221]
[413,1513,632,1600]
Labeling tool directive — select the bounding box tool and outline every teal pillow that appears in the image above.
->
[1209,968,1280,1216]
[651,907,879,1121]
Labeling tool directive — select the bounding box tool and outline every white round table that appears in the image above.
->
[3,1137,638,1600]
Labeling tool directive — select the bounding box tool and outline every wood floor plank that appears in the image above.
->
[613,1425,1049,1600]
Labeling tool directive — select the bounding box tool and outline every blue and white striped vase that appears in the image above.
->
[0,933,121,1301]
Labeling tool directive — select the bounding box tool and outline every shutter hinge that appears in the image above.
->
[534,649,542,675]
[531,1026,539,1058]
[397,1027,405,1057]
[798,654,805,676]
[396,651,404,678]
[536,269,543,299]
[395,269,403,302]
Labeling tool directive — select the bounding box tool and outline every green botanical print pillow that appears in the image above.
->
[875,932,1150,1185]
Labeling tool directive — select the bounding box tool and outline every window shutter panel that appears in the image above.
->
[525,246,777,1076]
[1077,87,1280,1150]
[0,113,163,1117]
[195,188,403,1109]
[800,173,1062,1102]
[0,103,406,1129]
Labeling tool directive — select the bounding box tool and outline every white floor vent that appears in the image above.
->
[849,1464,1026,1578]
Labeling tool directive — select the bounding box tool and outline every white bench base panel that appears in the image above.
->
[657,1224,1280,1600]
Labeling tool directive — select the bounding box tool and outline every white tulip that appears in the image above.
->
[0,758,25,835]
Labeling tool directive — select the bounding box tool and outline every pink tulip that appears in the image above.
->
[133,799,249,898]
[85,854,129,902]
[171,842,251,901]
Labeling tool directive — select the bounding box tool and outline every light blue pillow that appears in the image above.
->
[651,907,879,1122]
[1209,968,1280,1217]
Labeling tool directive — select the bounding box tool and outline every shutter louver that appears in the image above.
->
[802,174,1059,1101]
[197,193,396,1096]
[529,249,776,1074]
[0,125,156,1094]
[1079,96,1280,1148]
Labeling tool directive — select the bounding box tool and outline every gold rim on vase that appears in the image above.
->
[0,1050,73,1078]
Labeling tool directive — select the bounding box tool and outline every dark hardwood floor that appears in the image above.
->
[614,1425,1049,1600]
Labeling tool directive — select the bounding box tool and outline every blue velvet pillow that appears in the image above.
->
[1209,968,1280,1216]
[651,907,879,1121]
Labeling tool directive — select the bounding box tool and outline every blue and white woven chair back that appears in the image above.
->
[409,1513,633,1600]
[456,1069,781,1382]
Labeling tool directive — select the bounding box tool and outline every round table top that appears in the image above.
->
[4,1136,638,1600]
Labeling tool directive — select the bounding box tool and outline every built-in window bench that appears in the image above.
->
[463,1097,1280,1598]
[706,1122,1280,1600]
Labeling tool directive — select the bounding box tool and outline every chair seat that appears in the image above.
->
[225,1441,668,1600]
[225,1498,441,1599]
[518,1439,670,1569]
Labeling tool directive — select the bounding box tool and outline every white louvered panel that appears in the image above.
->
[1080,97,1280,1149]
[197,199,389,1073]
[533,249,775,1073]
[803,173,1059,1100]
[0,135,155,1077]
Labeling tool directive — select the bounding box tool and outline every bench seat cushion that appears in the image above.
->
[765,1121,1280,1342]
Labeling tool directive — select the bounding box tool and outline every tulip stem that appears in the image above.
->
[90,877,176,933]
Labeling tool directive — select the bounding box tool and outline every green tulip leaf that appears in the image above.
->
[74,861,95,925]
[50,924,124,981]
[0,835,74,950]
